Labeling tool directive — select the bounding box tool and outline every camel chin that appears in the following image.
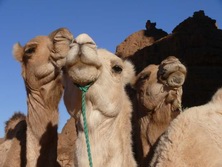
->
[67,63,100,86]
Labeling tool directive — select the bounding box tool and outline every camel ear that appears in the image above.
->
[123,60,136,85]
[49,27,74,45]
[13,43,24,62]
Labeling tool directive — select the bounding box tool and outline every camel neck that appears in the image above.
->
[26,85,62,167]
[26,85,61,139]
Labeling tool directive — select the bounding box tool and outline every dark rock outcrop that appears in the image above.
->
[116,10,222,107]
[116,20,168,59]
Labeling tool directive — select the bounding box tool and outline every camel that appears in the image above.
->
[130,56,187,166]
[63,33,137,167]
[57,117,77,167]
[0,112,26,167]
[149,87,222,167]
[13,28,73,167]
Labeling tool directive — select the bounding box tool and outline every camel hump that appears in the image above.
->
[4,112,26,138]
[211,87,222,104]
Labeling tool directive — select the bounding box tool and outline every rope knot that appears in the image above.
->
[75,83,92,93]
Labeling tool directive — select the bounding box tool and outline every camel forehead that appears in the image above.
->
[25,36,51,47]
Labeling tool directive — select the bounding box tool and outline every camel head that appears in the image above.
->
[13,28,73,92]
[66,33,135,87]
[133,56,187,117]
[64,33,135,117]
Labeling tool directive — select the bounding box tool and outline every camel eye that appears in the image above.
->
[112,65,123,74]
[25,43,37,55]
[25,47,36,54]
[139,71,151,81]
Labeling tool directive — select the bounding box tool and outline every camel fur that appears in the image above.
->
[64,33,137,167]
[130,56,187,166]
[13,28,73,167]
[150,87,222,167]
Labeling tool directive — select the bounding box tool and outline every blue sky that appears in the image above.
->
[0,0,221,137]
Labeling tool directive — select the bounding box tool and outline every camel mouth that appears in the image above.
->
[165,71,186,88]
[158,56,187,88]
[66,33,102,87]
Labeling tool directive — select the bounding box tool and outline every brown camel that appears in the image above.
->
[13,28,73,167]
[57,117,77,167]
[130,56,187,166]
[63,33,137,167]
[150,87,222,167]
[0,112,26,167]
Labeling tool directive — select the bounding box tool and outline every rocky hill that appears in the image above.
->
[116,10,222,107]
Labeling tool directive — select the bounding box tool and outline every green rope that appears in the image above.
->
[75,83,93,167]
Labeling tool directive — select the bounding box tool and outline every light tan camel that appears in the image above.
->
[0,112,26,167]
[130,56,187,166]
[13,28,73,167]
[150,87,222,167]
[63,33,137,167]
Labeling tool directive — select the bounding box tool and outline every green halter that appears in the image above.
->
[75,83,93,167]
